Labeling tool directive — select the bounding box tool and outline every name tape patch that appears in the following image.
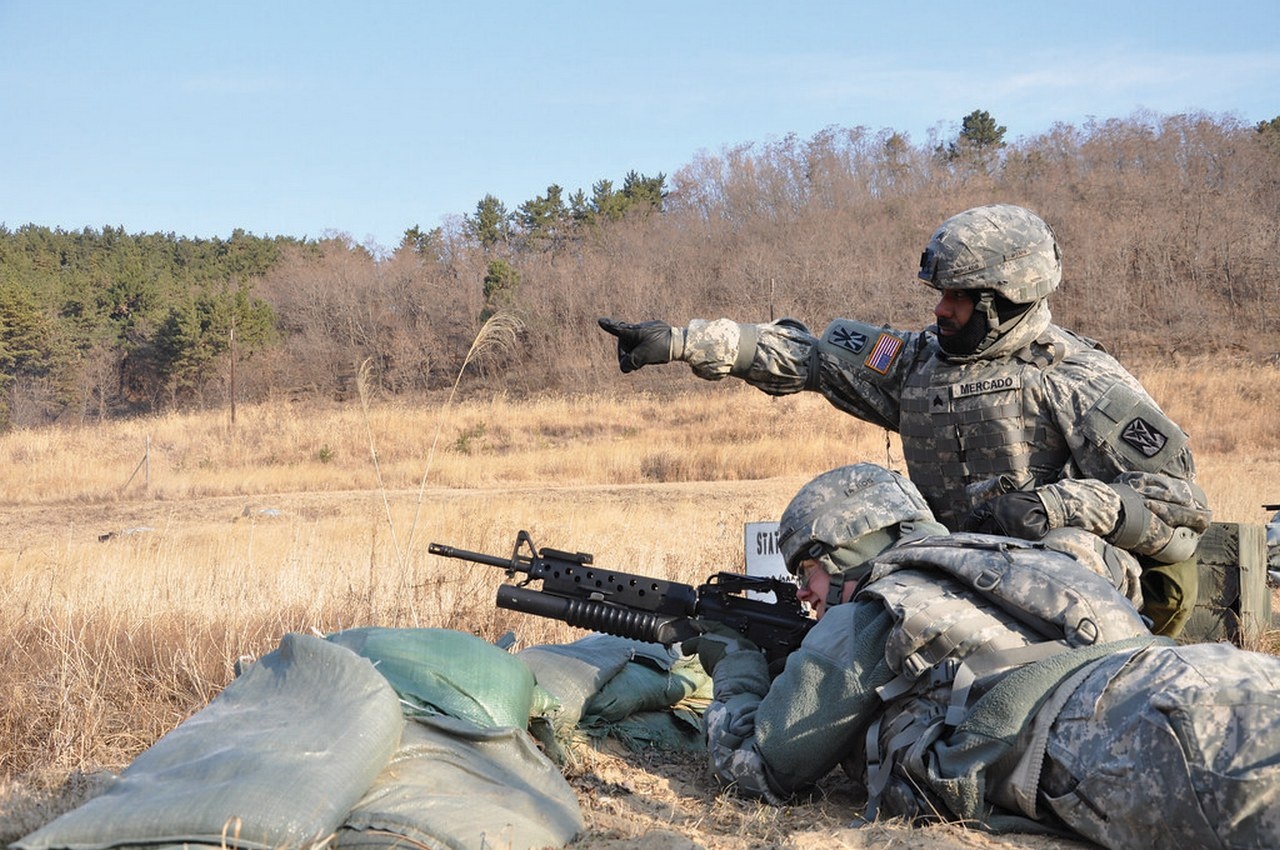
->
[951,374,1022,399]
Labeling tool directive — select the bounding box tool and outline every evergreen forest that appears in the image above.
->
[2,110,1278,430]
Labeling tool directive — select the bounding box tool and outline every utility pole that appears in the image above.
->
[229,312,236,426]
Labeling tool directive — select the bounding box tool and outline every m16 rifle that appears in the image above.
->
[428,529,813,665]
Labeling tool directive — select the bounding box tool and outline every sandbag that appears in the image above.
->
[520,634,710,758]
[583,709,706,753]
[518,634,638,734]
[337,715,582,850]
[583,651,710,722]
[15,633,404,850]
[327,627,535,729]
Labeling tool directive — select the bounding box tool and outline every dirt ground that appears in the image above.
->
[557,742,1099,850]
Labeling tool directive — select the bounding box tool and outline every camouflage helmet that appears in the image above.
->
[779,464,936,607]
[917,204,1061,303]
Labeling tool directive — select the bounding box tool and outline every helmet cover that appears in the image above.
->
[778,463,935,577]
[918,204,1061,303]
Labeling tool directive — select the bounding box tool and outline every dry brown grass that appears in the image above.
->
[0,386,891,780]
[0,360,1275,844]
[0,388,894,504]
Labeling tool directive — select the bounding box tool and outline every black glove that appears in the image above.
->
[597,317,674,373]
[679,622,754,676]
[964,490,1051,539]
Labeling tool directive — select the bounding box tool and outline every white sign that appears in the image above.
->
[744,521,788,580]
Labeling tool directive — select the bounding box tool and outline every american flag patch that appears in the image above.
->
[864,332,903,374]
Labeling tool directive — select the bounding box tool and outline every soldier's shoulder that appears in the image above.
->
[1040,324,1133,378]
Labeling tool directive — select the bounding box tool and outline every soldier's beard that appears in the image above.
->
[938,311,990,356]
[937,294,1036,358]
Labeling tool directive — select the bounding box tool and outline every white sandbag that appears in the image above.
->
[15,633,404,850]
[338,715,583,850]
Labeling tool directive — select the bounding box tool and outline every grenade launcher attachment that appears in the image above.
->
[428,529,813,665]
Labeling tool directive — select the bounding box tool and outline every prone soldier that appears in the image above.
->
[682,463,1280,849]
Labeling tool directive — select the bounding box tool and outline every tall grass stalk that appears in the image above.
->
[402,312,522,558]
[354,314,524,626]
[357,357,401,563]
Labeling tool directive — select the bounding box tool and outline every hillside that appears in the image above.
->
[3,111,1279,431]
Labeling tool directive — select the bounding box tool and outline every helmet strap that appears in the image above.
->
[825,571,847,610]
[973,290,1004,352]
[816,527,896,609]
[994,293,1034,324]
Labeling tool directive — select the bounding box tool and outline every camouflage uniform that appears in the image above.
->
[702,531,1280,848]
[679,307,1204,553]
[1039,642,1280,848]
[665,205,1210,633]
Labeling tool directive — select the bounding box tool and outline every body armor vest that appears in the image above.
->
[899,336,1071,530]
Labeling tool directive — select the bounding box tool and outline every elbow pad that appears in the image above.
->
[1109,482,1203,563]
[728,317,811,378]
[731,324,759,377]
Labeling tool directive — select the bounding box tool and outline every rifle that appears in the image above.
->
[428,529,813,665]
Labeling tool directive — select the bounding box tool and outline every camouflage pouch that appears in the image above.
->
[1138,557,1198,638]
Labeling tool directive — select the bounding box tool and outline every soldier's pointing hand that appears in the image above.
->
[598,318,677,373]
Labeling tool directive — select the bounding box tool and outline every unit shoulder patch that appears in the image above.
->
[1077,379,1187,472]
[830,326,868,354]
[1120,417,1168,458]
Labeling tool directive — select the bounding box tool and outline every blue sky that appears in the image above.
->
[2,1,1277,253]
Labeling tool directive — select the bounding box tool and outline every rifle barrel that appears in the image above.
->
[428,542,522,572]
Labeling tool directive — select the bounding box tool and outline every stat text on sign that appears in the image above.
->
[744,521,787,581]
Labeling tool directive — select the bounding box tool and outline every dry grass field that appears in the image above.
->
[1,360,1276,849]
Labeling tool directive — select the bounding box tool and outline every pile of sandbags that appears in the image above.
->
[15,628,711,850]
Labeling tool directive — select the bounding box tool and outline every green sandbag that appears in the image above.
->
[521,633,708,725]
[518,634,638,731]
[519,634,711,758]
[15,633,404,850]
[327,627,535,729]
[583,708,707,753]
[584,652,710,722]
[337,715,583,850]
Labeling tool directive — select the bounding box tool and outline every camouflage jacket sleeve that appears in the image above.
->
[679,317,929,431]
[703,601,896,802]
[1034,349,1211,562]
[680,318,814,389]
